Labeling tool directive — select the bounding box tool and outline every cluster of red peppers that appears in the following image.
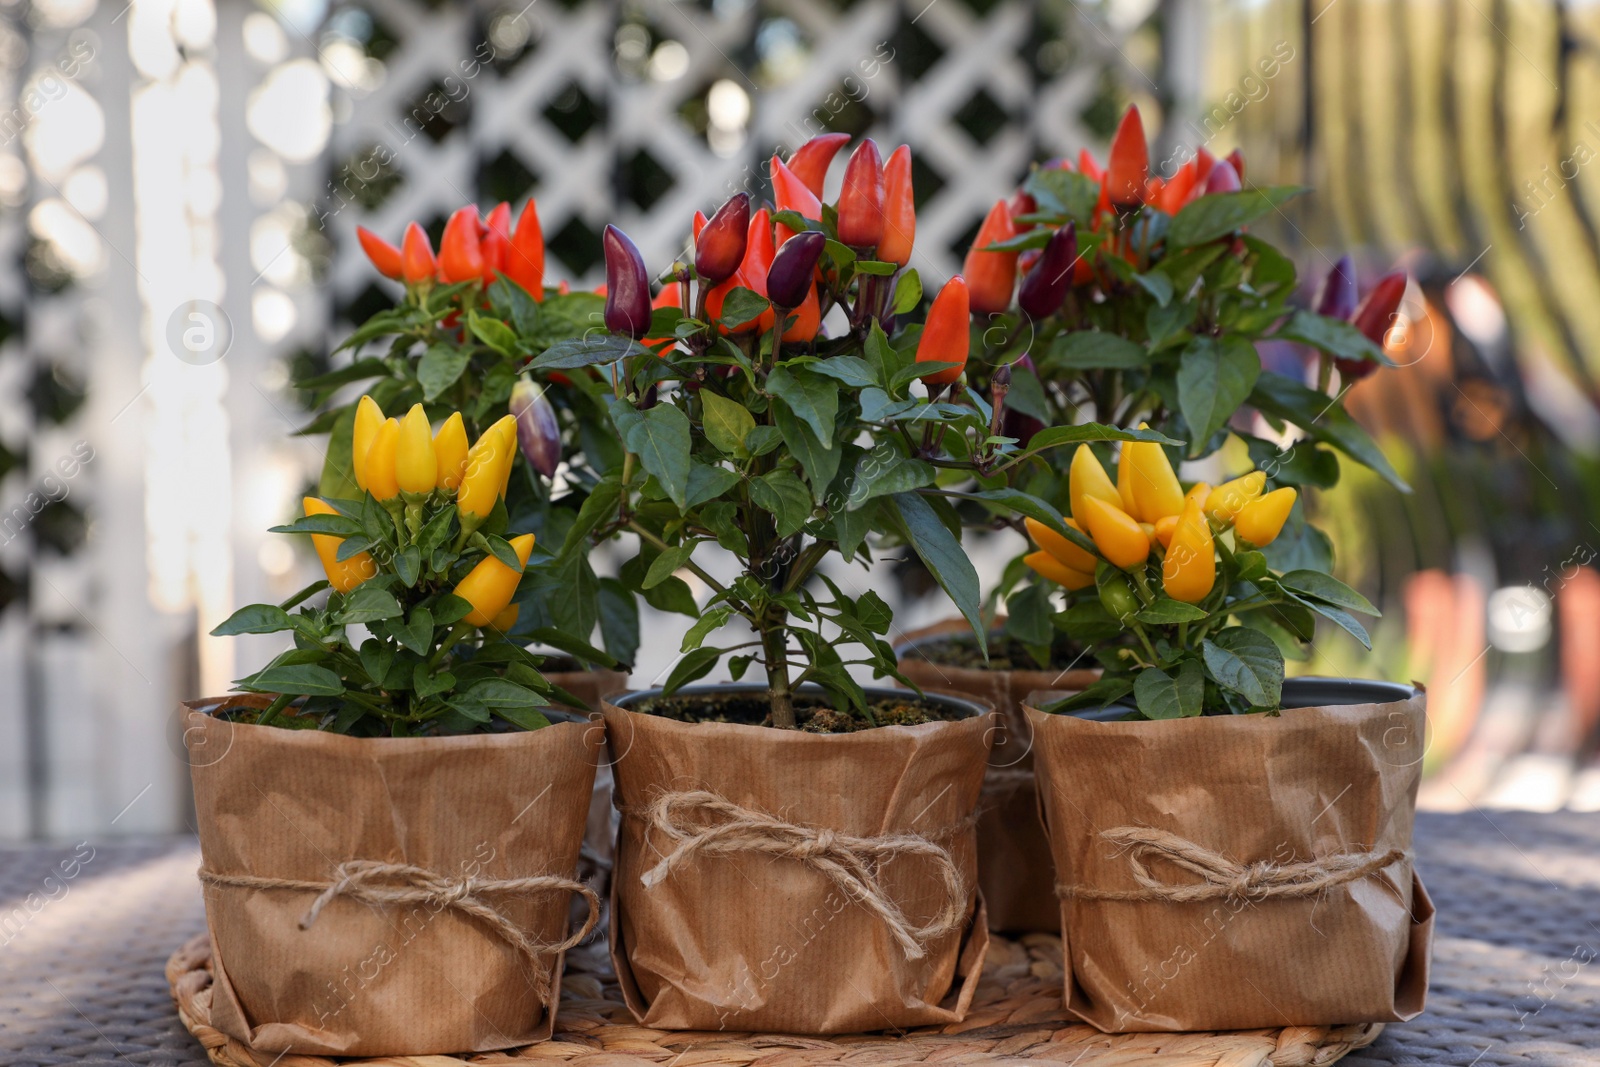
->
[356,201,546,298]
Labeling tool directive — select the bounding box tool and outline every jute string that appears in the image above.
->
[198,861,599,999]
[623,790,971,960]
[1057,826,1407,903]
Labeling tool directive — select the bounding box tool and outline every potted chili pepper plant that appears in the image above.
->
[539,137,1157,1034]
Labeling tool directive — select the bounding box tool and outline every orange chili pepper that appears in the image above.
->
[915,275,969,387]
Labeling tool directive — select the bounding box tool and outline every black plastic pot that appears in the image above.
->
[609,681,990,723]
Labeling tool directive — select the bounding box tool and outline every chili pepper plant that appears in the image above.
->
[539,137,1167,729]
[298,203,639,665]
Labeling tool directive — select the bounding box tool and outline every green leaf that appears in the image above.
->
[1249,372,1406,490]
[413,662,455,699]
[336,585,404,624]
[1018,422,1183,456]
[358,639,394,685]
[598,578,640,669]
[1134,661,1205,719]
[318,404,361,500]
[1168,186,1308,247]
[559,477,623,559]
[644,543,695,589]
[1202,628,1284,707]
[1134,271,1174,306]
[395,607,433,655]
[212,604,294,636]
[773,401,841,504]
[483,534,526,573]
[1275,309,1385,365]
[394,544,421,588]
[524,626,619,669]
[854,258,897,276]
[1041,677,1133,714]
[1287,594,1372,648]
[468,678,549,708]
[1024,168,1100,223]
[719,286,770,329]
[700,391,757,457]
[623,404,693,510]
[681,607,733,652]
[890,492,982,651]
[295,357,390,392]
[891,269,923,314]
[844,452,935,509]
[685,463,741,507]
[1048,330,1148,370]
[418,343,472,401]
[531,334,652,370]
[494,706,552,731]
[803,356,876,388]
[1277,570,1379,615]
[662,646,722,694]
[750,470,812,537]
[248,664,344,697]
[270,513,363,537]
[856,590,891,634]
[432,593,473,626]
[767,365,839,443]
[445,695,492,723]
[1136,599,1209,624]
[468,313,519,357]
[1177,335,1260,451]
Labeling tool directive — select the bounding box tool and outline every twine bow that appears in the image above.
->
[1057,826,1407,903]
[625,790,970,960]
[199,861,599,999]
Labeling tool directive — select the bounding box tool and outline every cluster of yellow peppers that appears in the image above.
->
[301,395,535,632]
[1024,441,1297,604]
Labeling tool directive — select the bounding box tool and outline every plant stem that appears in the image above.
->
[762,619,796,729]
[428,621,475,669]
[255,692,295,728]
[627,523,730,597]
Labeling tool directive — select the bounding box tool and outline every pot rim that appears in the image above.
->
[608,681,993,727]
[1028,676,1420,722]
[180,694,588,748]
[893,629,1099,676]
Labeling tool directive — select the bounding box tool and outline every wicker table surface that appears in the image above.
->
[2,811,1596,1066]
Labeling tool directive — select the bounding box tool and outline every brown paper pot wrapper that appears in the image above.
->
[1025,679,1435,1034]
[183,695,602,1057]
[602,685,996,1034]
[896,618,1100,933]
[544,666,630,888]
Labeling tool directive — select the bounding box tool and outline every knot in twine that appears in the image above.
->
[1057,826,1407,904]
[627,790,970,960]
[199,861,599,999]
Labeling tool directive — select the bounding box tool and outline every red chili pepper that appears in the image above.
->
[695,193,750,285]
[781,284,821,342]
[741,207,777,333]
[916,275,970,387]
[962,199,1019,315]
[1105,105,1148,209]
[357,227,404,279]
[1077,149,1104,183]
[1009,189,1037,226]
[878,144,916,268]
[692,210,708,240]
[785,132,851,198]
[1337,270,1407,380]
[439,206,484,284]
[1194,147,1216,185]
[1203,159,1241,195]
[1225,148,1246,183]
[401,222,436,284]
[1018,248,1041,276]
[771,156,822,245]
[480,202,511,285]
[1316,255,1358,321]
[505,199,545,301]
[602,225,651,338]
[1159,161,1198,214]
[836,138,886,251]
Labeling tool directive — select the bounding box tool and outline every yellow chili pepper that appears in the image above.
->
[1153,514,1179,548]
[1184,481,1211,512]
[1069,445,1122,524]
[1162,497,1215,603]
[1024,550,1094,590]
[1024,516,1098,573]
[1234,487,1297,546]
[457,416,516,529]
[434,412,470,491]
[1206,471,1266,525]
[350,395,384,492]
[1077,494,1150,569]
[302,497,376,593]
[1140,522,1159,547]
[1124,435,1185,521]
[489,603,520,632]
[496,414,518,496]
[364,418,401,502]
[1116,447,1138,516]
[396,404,437,496]
[455,533,535,627]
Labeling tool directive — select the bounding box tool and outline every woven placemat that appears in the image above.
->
[166,931,1381,1067]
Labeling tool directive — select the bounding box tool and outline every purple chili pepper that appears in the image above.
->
[1315,255,1358,321]
[766,231,826,310]
[510,376,561,478]
[1017,222,1077,320]
[603,225,651,339]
